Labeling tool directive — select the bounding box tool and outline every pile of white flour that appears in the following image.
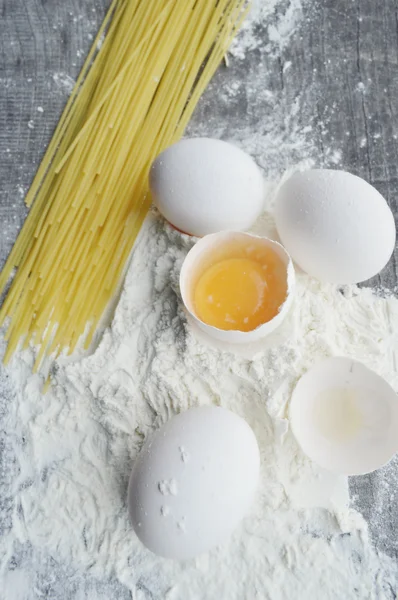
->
[1,0,398,598]
[1,212,398,599]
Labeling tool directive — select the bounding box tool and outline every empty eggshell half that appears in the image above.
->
[180,231,295,344]
[275,169,396,284]
[150,137,265,237]
[290,357,398,475]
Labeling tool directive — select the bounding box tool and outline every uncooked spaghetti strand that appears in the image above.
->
[82,19,171,188]
[89,0,156,107]
[101,0,221,240]
[53,0,176,176]
[108,0,247,261]
[176,1,249,138]
[87,17,178,183]
[56,0,204,248]
[0,1,119,294]
[90,2,197,225]
[24,0,122,209]
[151,0,237,152]
[178,1,250,135]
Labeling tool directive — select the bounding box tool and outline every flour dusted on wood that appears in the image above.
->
[230,0,306,59]
[1,211,398,599]
[1,0,398,598]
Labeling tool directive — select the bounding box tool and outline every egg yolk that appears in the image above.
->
[194,254,287,332]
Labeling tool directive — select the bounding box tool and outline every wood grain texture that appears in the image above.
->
[312,0,398,290]
[0,0,397,596]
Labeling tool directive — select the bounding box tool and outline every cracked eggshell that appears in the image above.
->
[290,357,398,475]
[128,406,260,559]
[149,137,265,237]
[180,231,295,344]
[275,169,396,284]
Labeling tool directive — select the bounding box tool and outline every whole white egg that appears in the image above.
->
[128,406,260,559]
[275,169,396,284]
[149,138,265,237]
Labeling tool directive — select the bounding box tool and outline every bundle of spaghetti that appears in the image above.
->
[0,0,249,372]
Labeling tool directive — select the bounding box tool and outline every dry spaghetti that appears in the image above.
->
[0,0,249,372]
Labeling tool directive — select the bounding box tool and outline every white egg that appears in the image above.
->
[275,169,396,284]
[290,357,398,475]
[149,138,265,237]
[128,406,260,559]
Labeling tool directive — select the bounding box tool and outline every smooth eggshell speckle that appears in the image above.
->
[275,169,396,284]
[150,138,265,237]
[290,357,398,475]
[128,406,260,559]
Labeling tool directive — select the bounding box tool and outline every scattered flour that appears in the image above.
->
[230,0,306,59]
[1,212,398,599]
[158,479,178,497]
[1,0,398,599]
[52,72,76,94]
[179,446,190,463]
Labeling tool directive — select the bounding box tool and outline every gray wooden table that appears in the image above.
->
[1,0,398,597]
